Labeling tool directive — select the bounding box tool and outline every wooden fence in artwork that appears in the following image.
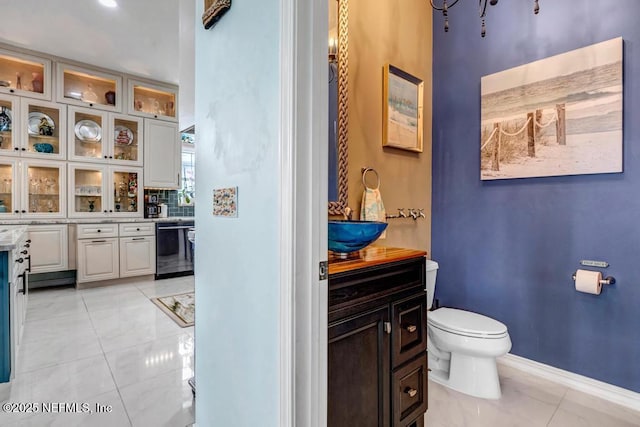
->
[481,103,566,171]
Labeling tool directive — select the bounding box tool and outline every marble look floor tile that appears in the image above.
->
[1,390,131,427]
[81,287,152,313]
[25,295,87,322]
[21,312,94,343]
[548,389,640,427]
[88,304,184,353]
[0,355,116,424]
[426,379,559,427]
[17,329,103,373]
[497,363,568,406]
[135,278,194,299]
[119,368,194,427]
[105,333,194,388]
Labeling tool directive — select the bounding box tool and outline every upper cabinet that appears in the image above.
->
[19,99,66,160]
[67,106,108,162]
[0,48,51,101]
[127,79,178,122]
[56,63,122,112]
[144,119,180,188]
[0,93,20,154]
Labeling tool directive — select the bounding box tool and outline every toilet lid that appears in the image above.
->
[428,308,508,338]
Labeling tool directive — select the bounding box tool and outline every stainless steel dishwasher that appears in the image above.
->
[155,221,195,279]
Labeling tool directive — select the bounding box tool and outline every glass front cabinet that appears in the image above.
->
[0,48,52,101]
[20,99,66,159]
[68,164,142,218]
[127,79,178,122]
[0,93,19,154]
[0,159,18,217]
[56,63,121,112]
[22,160,66,218]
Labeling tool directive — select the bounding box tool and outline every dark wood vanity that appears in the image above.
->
[328,247,428,427]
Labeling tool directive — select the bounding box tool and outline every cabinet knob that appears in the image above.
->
[26,240,31,243]
[14,147,19,151]
[97,229,101,233]
[14,210,19,213]
[154,115,158,118]
[9,89,14,93]
[109,156,113,159]
[15,257,24,263]
[89,103,94,107]
[104,210,108,213]
[21,148,26,151]
[21,250,27,255]
[136,228,140,231]
[109,210,113,213]
[21,210,26,213]
[405,325,417,333]
[104,155,108,159]
[24,243,30,248]
[404,387,418,398]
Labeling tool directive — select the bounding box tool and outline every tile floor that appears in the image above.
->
[0,276,195,427]
[2,276,640,427]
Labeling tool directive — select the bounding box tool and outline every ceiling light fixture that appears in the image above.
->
[429,0,540,37]
[98,0,118,8]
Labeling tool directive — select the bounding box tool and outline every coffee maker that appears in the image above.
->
[144,194,160,218]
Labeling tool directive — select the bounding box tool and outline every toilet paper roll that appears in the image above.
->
[575,269,602,295]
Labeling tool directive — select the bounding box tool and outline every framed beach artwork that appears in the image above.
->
[383,64,424,152]
[480,37,623,180]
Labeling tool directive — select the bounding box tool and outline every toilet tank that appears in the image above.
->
[425,260,439,310]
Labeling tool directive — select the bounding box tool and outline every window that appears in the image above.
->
[179,132,195,206]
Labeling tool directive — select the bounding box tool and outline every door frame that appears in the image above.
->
[279,0,328,425]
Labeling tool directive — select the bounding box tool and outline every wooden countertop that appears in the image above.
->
[328,246,427,275]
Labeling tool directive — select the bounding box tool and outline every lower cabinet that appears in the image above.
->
[77,238,119,282]
[328,256,428,427]
[27,224,68,273]
[76,222,155,284]
[120,235,156,277]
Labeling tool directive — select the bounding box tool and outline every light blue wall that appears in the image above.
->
[432,1,640,391]
[194,0,280,424]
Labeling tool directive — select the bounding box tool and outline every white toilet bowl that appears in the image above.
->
[424,260,512,399]
[427,307,511,399]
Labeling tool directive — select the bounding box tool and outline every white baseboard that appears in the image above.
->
[498,353,640,412]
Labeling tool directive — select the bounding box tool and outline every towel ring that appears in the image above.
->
[361,167,380,190]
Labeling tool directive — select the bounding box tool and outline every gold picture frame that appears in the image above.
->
[382,64,424,152]
[202,0,232,30]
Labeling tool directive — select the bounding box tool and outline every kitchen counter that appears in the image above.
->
[0,217,194,226]
[0,226,29,251]
[328,245,427,275]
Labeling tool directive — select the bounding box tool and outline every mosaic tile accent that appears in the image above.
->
[212,187,237,217]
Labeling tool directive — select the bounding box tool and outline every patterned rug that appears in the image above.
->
[151,292,195,327]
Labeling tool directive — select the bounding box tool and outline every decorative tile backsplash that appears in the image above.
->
[144,189,194,217]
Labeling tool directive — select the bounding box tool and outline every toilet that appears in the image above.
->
[425,260,512,399]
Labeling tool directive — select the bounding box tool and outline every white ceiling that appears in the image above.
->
[0,0,181,83]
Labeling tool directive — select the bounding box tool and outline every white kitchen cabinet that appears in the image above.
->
[67,106,109,163]
[19,98,66,160]
[108,113,143,167]
[0,158,19,218]
[0,93,21,155]
[21,159,66,218]
[0,48,52,101]
[56,62,122,112]
[27,224,68,273]
[127,79,178,122]
[68,163,143,218]
[76,237,119,283]
[120,235,155,278]
[143,119,180,189]
[8,230,30,380]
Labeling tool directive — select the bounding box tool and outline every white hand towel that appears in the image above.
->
[360,188,387,239]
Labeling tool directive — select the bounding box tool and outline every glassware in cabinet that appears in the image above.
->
[68,106,107,162]
[109,114,143,166]
[0,93,20,155]
[22,160,66,218]
[110,167,143,216]
[127,79,177,122]
[57,63,121,112]
[0,48,51,100]
[68,164,106,217]
[0,159,19,217]
[20,99,66,159]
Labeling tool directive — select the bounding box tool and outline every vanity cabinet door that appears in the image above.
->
[77,237,119,283]
[392,354,428,427]
[328,307,391,427]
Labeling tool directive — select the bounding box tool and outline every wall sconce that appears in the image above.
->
[429,0,540,37]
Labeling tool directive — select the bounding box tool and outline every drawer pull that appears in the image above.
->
[384,321,391,334]
[405,325,417,333]
[136,228,140,231]
[15,257,24,263]
[405,387,418,398]
[21,250,28,255]
[132,238,146,241]
[91,240,107,243]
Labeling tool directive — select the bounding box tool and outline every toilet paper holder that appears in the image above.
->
[572,272,616,286]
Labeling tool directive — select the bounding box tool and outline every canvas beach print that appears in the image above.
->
[383,64,424,152]
[480,37,623,180]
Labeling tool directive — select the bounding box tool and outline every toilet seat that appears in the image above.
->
[428,308,508,339]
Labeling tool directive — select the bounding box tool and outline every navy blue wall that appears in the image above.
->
[432,1,640,391]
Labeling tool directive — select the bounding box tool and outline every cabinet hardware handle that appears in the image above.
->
[18,272,26,294]
[26,255,31,273]
[91,240,107,243]
[14,210,19,213]
[404,387,418,398]
[21,148,26,151]
[21,210,26,213]
[26,240,31,243]
[14,147,19,151]
[104,155,108,159]
[104,210,108,213]
[136,228,140,231]
[15,257,24,263]
[9,89,14,93]
[132,238,145,241]
[109,210,113,212]
[405,325,417,333]
[384,321,391,334]
[24,243,29,248]
[89,103,94,107]
[109,156,113,159]
[97,229,101,232]
[21,250,27,255]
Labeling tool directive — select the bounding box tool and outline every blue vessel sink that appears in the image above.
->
[328,220,388,257]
